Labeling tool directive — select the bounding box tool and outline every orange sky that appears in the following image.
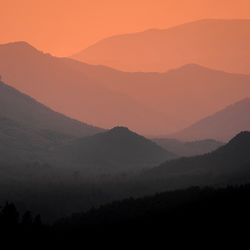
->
[1,0,250,56]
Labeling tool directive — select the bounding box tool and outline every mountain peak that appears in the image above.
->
[106,126,139,138]
[166,63,218,75]
[1,41,34,49]
[0,41,42,55]
[177,63,209,71]
[109,126,130,133]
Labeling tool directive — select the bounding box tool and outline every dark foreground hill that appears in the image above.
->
[56,184,250,239]
[141,131,250,191]
[2,185,250,245]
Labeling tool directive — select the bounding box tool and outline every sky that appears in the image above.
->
[1,0,250,56]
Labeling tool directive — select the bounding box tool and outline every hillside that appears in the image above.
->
[142,131,250,190]
[0,80,102,138]
[58,127,175,174]
[0,42,168,135]
[173,98,250,141]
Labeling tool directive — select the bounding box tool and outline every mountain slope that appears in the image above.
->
[73,19,250,73]
[153,138,223,157]
[1,42,250,134]
[0,80,102,138]
[0,115,54,163]
[0,42,169,135]
[142,131,250,189]
[173,98,250,141]
[59,127,176,174]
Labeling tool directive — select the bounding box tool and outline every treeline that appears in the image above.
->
[0,202,46,237]
[55,184,250,241]
[1,184,250,242]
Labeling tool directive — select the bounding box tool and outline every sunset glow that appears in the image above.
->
[1,0,250,56]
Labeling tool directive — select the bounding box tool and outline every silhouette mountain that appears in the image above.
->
[173,98,250,141]
[0,80,102,138]
[73,19,250,73]
[153,138,223,157]
[143,131,250,188]
[59,126,176,174]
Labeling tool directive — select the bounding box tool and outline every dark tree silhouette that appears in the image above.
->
[33,214,42,228]
[22,211,33,227]
[0,202,19,229]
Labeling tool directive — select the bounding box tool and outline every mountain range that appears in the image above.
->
[141,131,250,190]
[0,80,103,164]
[57,127,175,174]
[73,19,250,74]
[153,138,223,157]
[0,80,173,173]
[1,42,250,135]
[0,80,102,138]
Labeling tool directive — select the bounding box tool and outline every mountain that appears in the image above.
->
[0,80,104,165]
[73,19,250,74]
[0,42,169,135]
[0,115,53,164]
[1,42,250,135]
[153,138,223,157]
[173,98,250,141]
[0,80,102,138]
[142,131,250,189]
[58,127,176,174]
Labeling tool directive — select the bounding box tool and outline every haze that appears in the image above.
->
[1,0,250,56]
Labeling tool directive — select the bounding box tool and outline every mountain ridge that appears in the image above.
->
[143,131,250,187]
[72,19,250,74]
[2,41,250,135]
[57,126,176,174]
[0,80,103,138]
[173,98,250,141]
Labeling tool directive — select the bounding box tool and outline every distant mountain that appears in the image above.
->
[0,42,169,135]
[0,80,102,138]
[58,127,176,174]
[1,42,250,135]
[142,131,250,189]
[153,138,223,157]
[173,98,250,141]
[73,19,250,73]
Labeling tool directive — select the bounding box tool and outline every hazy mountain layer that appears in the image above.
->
[173,98,250,141]
[1,42,250,135]
[73,19,250,74]
[153,138,223,157]
[57,127,176,174]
